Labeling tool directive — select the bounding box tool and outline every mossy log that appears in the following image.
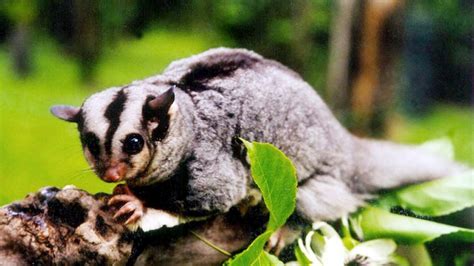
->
[0,186,264,265]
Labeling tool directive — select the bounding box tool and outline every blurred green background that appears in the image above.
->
[0,0,472,205]
[0,0,472,264]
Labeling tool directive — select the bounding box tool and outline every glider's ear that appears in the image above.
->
[50,105,81,122]
[147,87,175,114]
[143,87,175,122]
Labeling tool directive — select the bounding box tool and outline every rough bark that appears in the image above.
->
[0,186,264,265]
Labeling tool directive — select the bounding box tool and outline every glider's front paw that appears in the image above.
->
[108,184,180,232]
[108,189,145,226]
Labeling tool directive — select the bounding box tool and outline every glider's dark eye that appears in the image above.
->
[82,132,100,157]
[122,134,144,155]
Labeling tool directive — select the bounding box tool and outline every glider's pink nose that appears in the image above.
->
[103,162,127,182]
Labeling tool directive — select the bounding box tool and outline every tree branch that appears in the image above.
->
[0,186,264,265]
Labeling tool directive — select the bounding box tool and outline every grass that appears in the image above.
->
[0,29,472,206]
[0,29,228,205]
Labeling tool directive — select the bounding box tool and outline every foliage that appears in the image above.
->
[226,140,297,265]
[0,0,36,24]
[353,137,474,245]
[227,139,473,265]
[296,169,474,265]
[376,171,474,217]
[239,140,297,230]
[352,206,474,245]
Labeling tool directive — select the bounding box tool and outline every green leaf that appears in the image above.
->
[390,254,411,266]
[231,250,283,266]
[353,206,474,245]
[240,140,298,230]
[226,140,298,266]
[377,170,474,217]
[396,244,432,266]
[226,232,273,266]
[260,251,284,266]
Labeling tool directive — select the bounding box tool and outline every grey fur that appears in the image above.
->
[53,48,467,221]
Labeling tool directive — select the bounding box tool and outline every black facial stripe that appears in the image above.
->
[81,132,100,159]
[104,89,127,155]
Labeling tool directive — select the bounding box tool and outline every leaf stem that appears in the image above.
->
[190,230,232,257]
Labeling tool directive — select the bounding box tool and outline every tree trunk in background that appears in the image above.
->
[73,0,102,83]
[327,0,356,119]
[350,0,403,136]
[9,23,31,78]
[5,0,36,79]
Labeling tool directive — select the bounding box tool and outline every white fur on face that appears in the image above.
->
[80,83,178,183]
[81,87,122,171]
[112,85,152,179]
[81,87,122,157]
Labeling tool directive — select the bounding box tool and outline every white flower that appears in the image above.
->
[346,239,397,265]
[294,221,397,266]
